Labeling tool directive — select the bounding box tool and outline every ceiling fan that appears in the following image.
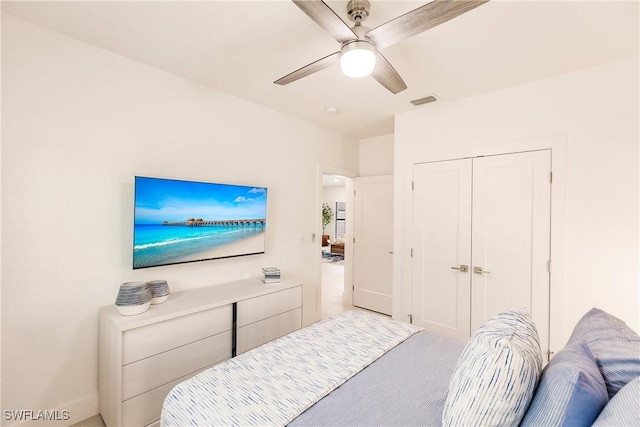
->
[275,0,488,94]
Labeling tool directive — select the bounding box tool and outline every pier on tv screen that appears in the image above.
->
[133,176,267,269]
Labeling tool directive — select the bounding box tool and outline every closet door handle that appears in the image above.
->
[451,265,469,273]
[474,266,491,275]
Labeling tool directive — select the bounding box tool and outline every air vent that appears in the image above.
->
[410,95,438,106]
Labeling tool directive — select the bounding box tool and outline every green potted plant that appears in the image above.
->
[322,203,333,246]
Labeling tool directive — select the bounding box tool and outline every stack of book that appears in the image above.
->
[261,267,281,284]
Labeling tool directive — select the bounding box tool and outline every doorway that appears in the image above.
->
[321,174,353,319]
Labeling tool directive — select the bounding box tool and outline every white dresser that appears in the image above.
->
[99,279,302,427]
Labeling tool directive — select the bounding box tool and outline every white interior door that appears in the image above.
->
[471,150,551,356]
[411,150,551,352]
[353,175,393,315]
[412,160,472,340]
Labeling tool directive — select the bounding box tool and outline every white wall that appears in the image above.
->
[359,134,394,176]
[0,7,3,411]
[1,15,358,424]
[394,57,639,350]
[322,185,346,242]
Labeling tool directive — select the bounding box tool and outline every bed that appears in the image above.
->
[161,308,640,427]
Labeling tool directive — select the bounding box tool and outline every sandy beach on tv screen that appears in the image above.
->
[171,232,265,264]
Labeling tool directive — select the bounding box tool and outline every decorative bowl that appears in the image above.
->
[148,280,170,305]
[115,281,152,315]
[116,301,152,316]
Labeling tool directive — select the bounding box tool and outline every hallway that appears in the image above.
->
[321,262,356,319]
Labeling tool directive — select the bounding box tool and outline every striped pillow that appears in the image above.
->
[520,340,609,426]
[568,308,640,398]
[593,376,640,426]
[442,309,542,427]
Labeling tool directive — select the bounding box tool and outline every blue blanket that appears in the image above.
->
[290,330,465,426]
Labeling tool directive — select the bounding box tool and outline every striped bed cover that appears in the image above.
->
[161,310,424,426]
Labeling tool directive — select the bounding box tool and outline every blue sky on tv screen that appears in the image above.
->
[134,177,267,225]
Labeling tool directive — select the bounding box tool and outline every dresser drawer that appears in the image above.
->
[122,305,232,365]
[237,286,301,328]
[122,330,232,400]
[236,308,302,354]
[122,364,216,427]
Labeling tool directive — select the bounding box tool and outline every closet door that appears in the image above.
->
[471,150,551,355]
[411,160,472,340]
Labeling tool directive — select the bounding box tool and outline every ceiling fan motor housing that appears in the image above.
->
[349,23,370,41]
[347,0,370,23]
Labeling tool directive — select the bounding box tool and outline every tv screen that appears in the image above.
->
[133,176,267,269]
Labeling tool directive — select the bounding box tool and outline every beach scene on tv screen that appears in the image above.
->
[133,177,267,269]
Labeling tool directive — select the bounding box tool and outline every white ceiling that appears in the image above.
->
[323,174,346,186]
[3,0,638,140]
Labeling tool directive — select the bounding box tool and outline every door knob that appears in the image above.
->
[474,266,491,275]
[451,265,469,273]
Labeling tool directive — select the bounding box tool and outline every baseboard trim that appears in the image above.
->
[6,393,98,427]
[303,311,319,327]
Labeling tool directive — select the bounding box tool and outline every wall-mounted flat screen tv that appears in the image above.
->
[133,176,267,269]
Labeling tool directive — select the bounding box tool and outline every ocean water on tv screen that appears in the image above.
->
[133,223,264,269]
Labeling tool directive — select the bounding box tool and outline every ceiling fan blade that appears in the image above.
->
[275,51,341,86]
[292,0,358,43]
[371,51,407,94]
[366,0,489,49]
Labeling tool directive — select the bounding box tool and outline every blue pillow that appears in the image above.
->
[442,309,542,427]
[521,340,608,426]
[568,308,640,398]
[593,376,640,426]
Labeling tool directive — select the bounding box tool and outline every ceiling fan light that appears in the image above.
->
[340,41,376,78]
